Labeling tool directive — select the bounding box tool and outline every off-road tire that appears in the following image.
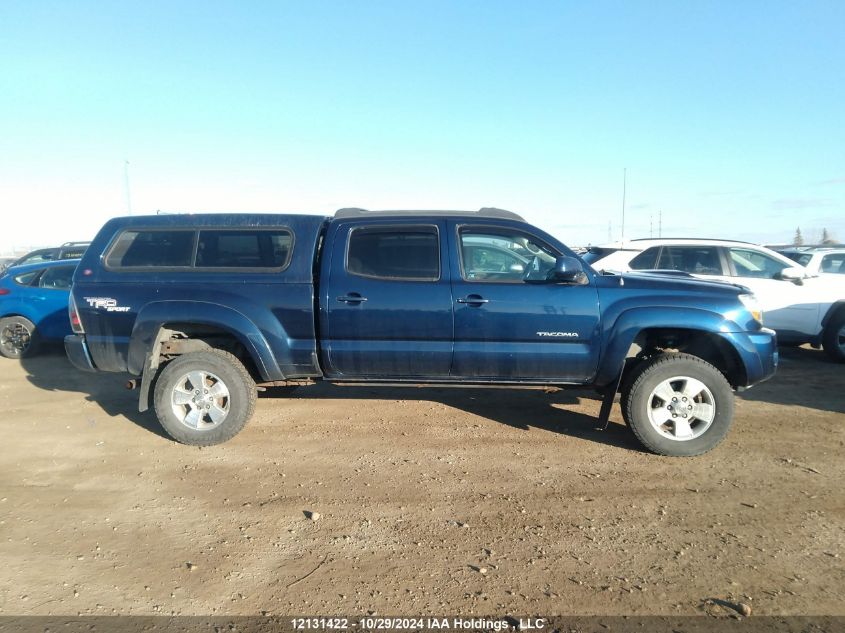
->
[153,349,256,446]
[822,313,845,362]
[621,353,734,457]
[0,316,40,359]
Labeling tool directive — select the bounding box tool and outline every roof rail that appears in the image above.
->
[630,237,753,244]
[334,207,526,222]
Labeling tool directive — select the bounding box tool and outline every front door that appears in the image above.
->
[449,222,601,382]
[323,220,454,377]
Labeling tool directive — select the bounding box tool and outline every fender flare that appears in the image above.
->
[127,300,284,381]
[821,301,845,328]
[596,306,745,386]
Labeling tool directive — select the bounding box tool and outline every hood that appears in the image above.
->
[596,269,748,296]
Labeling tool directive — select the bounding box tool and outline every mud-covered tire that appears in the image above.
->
[822,313,845,362]
[153,349,256,446]
[621,353,734,457]
[0,316,39,359]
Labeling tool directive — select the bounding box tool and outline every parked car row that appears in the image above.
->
[0,259,80,358]
[583,238,845,360]
[0,241,90,275]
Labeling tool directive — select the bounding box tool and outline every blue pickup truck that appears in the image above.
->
[64,208,777,456]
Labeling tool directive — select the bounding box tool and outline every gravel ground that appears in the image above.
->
[0,346,842,617]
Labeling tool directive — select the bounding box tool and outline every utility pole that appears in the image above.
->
[124,160,133,215]
[658,210,662,238]
[621,168,627,241]
[608,221,612,242]
[650,214,653,238]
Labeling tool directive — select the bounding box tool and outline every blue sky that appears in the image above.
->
[1,1,844,252]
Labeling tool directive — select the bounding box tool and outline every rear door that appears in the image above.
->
[322,220,453,377]
[449,222,601,382]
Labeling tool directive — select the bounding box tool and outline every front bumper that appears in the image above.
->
[64,334,97,372]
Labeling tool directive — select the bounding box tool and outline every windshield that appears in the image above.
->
[783,252,812,267]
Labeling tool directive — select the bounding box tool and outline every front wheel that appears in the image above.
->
[153,349,256,445]
[822,313,845,362]
[621,353,734,456]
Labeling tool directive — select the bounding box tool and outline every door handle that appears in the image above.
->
[456,295,489,305]
[337,294,368,303]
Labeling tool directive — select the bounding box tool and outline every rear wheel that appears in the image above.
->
[153,349,256,445]
[0,316,39,359]
[822,313,845,362]
[621,353,734,456]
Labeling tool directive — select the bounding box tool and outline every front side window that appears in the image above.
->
[106,230,194,268]
[460,228,557,282]
[728,248,789,279]
[38,266,75,289]
[347,226,439,281]
[820,254,845,274]
[196,230,292,269]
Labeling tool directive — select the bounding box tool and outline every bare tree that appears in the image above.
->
[794,227,804,246]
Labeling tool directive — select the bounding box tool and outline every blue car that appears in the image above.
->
[0,259,79,358]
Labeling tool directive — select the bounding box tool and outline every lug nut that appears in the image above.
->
[672,397,678,402]
[672,414,677,418]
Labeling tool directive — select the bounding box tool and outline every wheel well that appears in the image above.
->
[627,328,746,388]
[154,323,261,380]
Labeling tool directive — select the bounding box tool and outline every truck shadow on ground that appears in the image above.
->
[19,345,171,440]
[263,382,644,452]
[737,345,845,414]
[19,347,641,450]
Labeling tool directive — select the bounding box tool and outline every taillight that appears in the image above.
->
[0,288,9,295]
[69,294,85,334]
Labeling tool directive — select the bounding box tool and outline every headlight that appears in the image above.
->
[739,293,763,325]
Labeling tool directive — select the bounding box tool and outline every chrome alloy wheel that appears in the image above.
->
[0,322,32,356]
[170,370,230,430]
[646,375,715,441]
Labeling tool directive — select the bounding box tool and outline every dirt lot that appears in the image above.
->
[0,346,843,618]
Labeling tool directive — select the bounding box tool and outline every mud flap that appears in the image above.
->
[138,352,156,412]
[597,363,626,431]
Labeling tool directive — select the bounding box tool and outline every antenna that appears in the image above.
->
[621,168,627,241]
[124,160,132,215]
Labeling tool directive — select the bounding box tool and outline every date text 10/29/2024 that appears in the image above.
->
[290,618,546,631]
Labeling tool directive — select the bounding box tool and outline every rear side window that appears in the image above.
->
[106,230,195,268]
[196,230,292,269]
[347,226,439,281]
[38,266,75,289]
[13,271,41,286]
[629,247,660,269]
[105,228,293,270]
[656,246,723,275]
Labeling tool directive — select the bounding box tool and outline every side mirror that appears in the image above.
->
[778,267,805,285]
[550,256,587,284]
